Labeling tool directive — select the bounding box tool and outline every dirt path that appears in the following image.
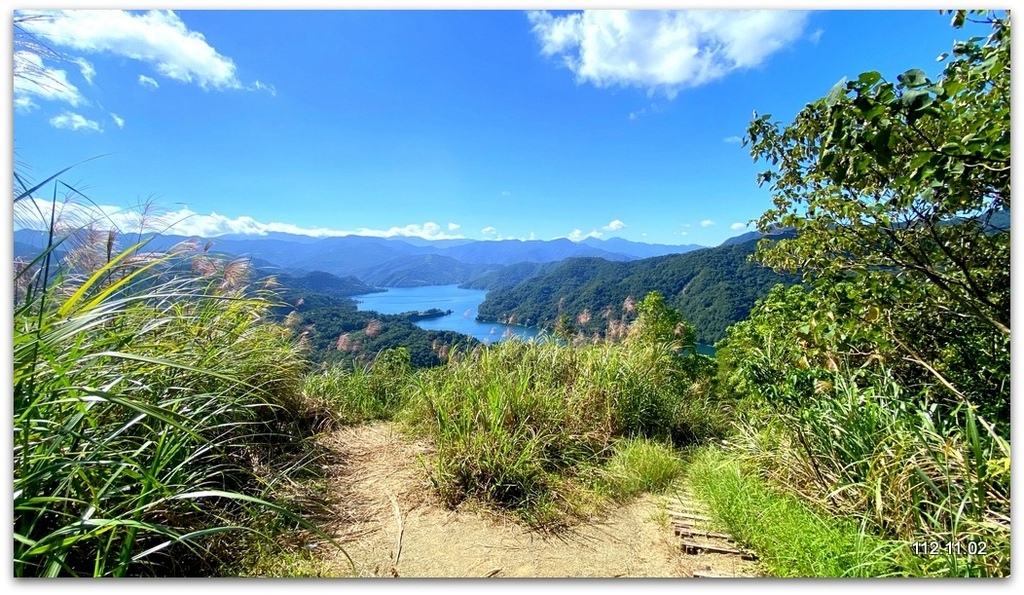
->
[311,421,761,578]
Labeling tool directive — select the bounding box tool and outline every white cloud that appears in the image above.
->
[14,96,39,113]
[110,113,125,128]
[351,222,465,241]
[680,231,688,237]
[72,57,95,84]
[723,135,742,143]
[567,228,602,242]
[527,10,808,97]
[809,28,824,44]
[18,9,241,90]
[14,199,468,241]
[529,231,536,240]
[49,111,102,132]
[501,190,512,197]
[628,108,646,120]
[138,74,160,89]
[481,226,498,236]
[602,219,626,231]
[13,50,85,106]
[447,222,461,231]
[730,222,747,231]
[700,219,715,227]
[248,80,276,96]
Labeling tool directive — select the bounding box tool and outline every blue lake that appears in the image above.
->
[353,285,541,344]
[353,285,717,355]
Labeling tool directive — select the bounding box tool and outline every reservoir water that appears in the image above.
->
[353,285,541,344]
[354,285,716,355]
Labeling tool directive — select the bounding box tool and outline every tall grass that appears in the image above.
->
[686,448,901,578]
[302,347,414,425]
[403,336,714,527]
[13,205,340,576]
[596,438,684,499]
[728,370,1010,577]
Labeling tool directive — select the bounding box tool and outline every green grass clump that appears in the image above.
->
[303,347,414,425]
[13,212,337,576]
[596,438,684,499]
[686,448,901,578]
[728,371,1010,577]
[404,335,710,527]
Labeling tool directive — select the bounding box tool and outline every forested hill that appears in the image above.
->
[264,270,384,297]
[476,236,799,345]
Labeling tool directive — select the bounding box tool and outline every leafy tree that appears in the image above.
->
[745,10,1010,421]
[633,290,695,352]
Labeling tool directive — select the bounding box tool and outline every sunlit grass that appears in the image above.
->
[12,187,346,576]
[686,448,902,578]
[716,370,1010,577]
[399,335,712,528]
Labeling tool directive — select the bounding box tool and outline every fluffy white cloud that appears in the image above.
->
[700,219,715,227]
[14,199,469,241]
[110,113,125,128]
[809,28,824,44]
[481,226,498,236]
[448,222,461,231]
[49,111,102,132]
[680,231,688,237]
[13,50,85,106]
[567,228,602,242]
[18,10,241,90]
[351,222,465,240]
[602,219,626,231]
[723,135,742,143]
[730,222,747,231]
[138,74,160,89]
[527,10,808,96]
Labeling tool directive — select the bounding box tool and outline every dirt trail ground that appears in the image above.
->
[311,421,761,578]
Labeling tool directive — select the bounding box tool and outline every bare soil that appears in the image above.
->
[311,421,761,578]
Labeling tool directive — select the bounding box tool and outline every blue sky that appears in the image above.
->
[12,7,984,246]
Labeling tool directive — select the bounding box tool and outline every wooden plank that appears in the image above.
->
[680,539,756,560]
[692,571,736,578]
[672,525,734,541]
[668,511,711,522]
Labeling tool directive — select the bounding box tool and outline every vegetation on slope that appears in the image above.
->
[304,292,723,529]
[476,236,798,345]
[12,208,343,576]
[708,10,1010,577]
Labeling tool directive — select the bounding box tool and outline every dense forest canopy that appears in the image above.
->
[476,235,799,345]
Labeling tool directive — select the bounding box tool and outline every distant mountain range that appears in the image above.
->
[13,229,711,287]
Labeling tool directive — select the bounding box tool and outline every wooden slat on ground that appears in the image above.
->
[669,492,758,576]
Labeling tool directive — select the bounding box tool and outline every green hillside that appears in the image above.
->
[477,237,798,344]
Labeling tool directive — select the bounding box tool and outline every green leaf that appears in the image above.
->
[825,78,848,107]
[857,71,882,87]
[897,68,927,88]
